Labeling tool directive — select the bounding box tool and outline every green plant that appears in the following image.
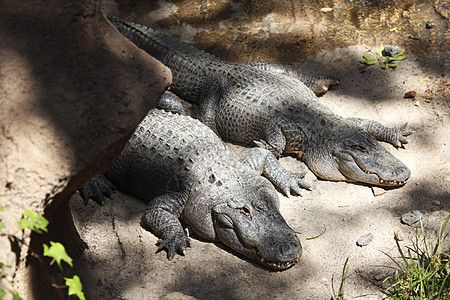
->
[382,214,450,299]
[331,257,350,300]
[360,45,406,69]
[0,207,86,300]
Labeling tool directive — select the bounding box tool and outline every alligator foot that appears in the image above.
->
[307,76,340,96]
[79,174,115,205]
[391,122,415,148]
[348,118,415,148]
[156,234,191,261]
[241,147,311,197]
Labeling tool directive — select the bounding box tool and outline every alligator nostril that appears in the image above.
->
[278,241,302,258]
[279,243,289,256]
[396,166,411,180]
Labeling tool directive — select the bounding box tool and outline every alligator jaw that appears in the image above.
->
[338,156,409,186]
[256,249,300,270]
[360,169,408,186]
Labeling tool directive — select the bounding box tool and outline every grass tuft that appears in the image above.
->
[382,214,450,299]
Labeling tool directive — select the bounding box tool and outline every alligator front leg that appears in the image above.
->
[142,193,191,260]
[256,116,307,158]
[347,118,414,148]
[240,148,311,196]
[248,61,339,96]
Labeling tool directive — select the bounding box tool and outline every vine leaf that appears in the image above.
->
[64,275,86,300]
[43,241,73,270]
[18,209,49,234]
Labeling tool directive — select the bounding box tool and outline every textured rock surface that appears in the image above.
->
[0,0,171,298]
[401,210,424,225]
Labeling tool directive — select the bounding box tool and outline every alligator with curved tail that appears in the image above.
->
[109,17,413,188]
[81,102,304,269]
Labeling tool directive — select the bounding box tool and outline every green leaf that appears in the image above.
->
[375,44,384,57]
[8,290,22,300]
[379,61,387,69]
[392,54,406,61]
[18,209,49,234]
[363,53,377,62]
[0,288,5,299]
[0,205,5,212]
[360,59,377,65]
[0,221,5,232]
[386,62,398,68]
[419,76,428,82]
[43,241,73,270]
[64,275,86,300]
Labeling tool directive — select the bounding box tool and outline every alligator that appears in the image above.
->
[109,17,413,187]
[80,101,304,270]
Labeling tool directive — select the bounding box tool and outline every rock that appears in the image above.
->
[432,200,441,206]
[401,210,423,225]
[426,20,437,29]
[372,186,386,196]
[356,233,374,247]
[383,45,402,56]
[404,91,417,99]
[0,0,171,297]
[414,101,421,107]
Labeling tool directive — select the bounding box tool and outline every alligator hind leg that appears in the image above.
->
[248,61,339,96]
[348,118,414,148]
[142,193,191,260]
[196,77,223,135]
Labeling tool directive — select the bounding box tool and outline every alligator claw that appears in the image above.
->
[156,234,191,260]
[79,174,115,205]
[393,123,415,148]
[280,173,312,197]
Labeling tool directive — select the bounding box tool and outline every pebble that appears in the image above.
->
[356,233,374,247]
[414,101,421,107]
[432,200,441,206]
[404,90,417,99]
[372,186,386,196]
[401,210,423,225]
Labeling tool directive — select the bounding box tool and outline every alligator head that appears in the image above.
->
[184,177,302,270]
[304,128,410,186]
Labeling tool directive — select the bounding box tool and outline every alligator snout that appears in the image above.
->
[380,165,410,185]
[279,241,302,260]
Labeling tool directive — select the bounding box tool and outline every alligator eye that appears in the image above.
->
[352,144,368,152]
[344,139,368,152]
[240,206,252,218]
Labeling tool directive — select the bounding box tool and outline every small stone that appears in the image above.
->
[404,90,417,99]
[414,101,421,107]
[356,233,374,247]
[372,186,386,196]
[383,45,402,56]
[426,20,437,29]
[401,210,423,225]
[432,200,441,206]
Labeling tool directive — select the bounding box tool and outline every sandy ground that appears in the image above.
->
[70,44,449,299]
[70,1,449,299]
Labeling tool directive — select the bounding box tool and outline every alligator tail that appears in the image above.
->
[109,16,223,102]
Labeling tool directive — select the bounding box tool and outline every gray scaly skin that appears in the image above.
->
[109,17,413,187]
[81,104,303,270]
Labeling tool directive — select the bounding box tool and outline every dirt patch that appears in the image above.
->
[70,1,449,299]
